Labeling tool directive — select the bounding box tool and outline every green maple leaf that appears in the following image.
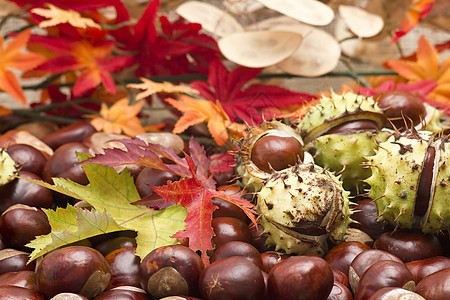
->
[24,153,187,261]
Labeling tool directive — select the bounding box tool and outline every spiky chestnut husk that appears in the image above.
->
[296,92,387,193]
[257,163,352,256]
[235,121,313,192]
[0,149,18,185]
[365,130,450,233]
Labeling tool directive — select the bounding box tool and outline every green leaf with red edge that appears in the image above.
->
[191,59,314,124]
[152,155,257,265]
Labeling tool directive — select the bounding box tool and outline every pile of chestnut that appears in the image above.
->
[0,119,448,300]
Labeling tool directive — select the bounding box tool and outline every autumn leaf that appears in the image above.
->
[31,4,101,29]
[0,29,46,104]
[166,95,246,146]
[191,59,314,124]
[128,77,199,100]
[391,0,435,43]
[379,36,450,112]
[32,34,133,97]
[24,154,187,261]
[152,155,256,265]
[8,0,120,11]
[86,98,146,137]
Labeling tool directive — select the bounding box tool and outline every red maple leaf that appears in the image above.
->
[191,59,315,124]
[152,155,256,265]
[30,34,133,97]
[111,0,220,77]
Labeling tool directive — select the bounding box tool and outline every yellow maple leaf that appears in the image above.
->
[87,98,146,137]
[165,95,245,146]
[128,78,199,100]
[382,35,450,107]
[31,4,101,29]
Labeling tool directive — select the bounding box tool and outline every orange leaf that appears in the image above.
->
[87,98,146,137]
[0,29,46,104]
[0,104,12,116]
[31,4,101,29]
[128,78,199,100]
[166,95,234,146]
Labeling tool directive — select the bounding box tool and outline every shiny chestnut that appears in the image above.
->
[6,143,47,176]
[139,244,204,299]
[211,217,253,248]
[405,256,450,283]
[415,268,450,300]
[42,121,96,150]
[210,241,263,269]
[324,241,371,276]
[105,247,140,290]
[36,246,111,299]
[0,249,36,275]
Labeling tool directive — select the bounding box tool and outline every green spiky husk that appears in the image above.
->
[257,163,352,256]
[305,131,391,193]
[365,131,450,232]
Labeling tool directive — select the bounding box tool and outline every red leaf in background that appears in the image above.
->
[391,0,435,43]
[110,0,219,77]
[7,0,121,11]
[32,35,133,96]
[209,152,236,174]
[191,59,315,124]
[152,156,256,265]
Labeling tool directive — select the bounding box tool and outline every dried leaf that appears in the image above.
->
[338,5,384,38]
[128,78,199,100]
[31,4,101,29]
[391,0,435,43]
[0,150,18,186]
[87,98,146,137]
[176,1,244,37]
[257,0,334,26]
[0,29,46,104]
[218,30,302,68]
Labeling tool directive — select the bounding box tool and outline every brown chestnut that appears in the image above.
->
[350,198,386,240]
[0,249,36,275]
[405,256,450,283]
[51,293,89,299]
[349,249,403,292]
[415,268,450,300]
[139,244,204,299]
[105,247,141,290]
[36,246,111,299]
[94,286,151,299]
[0,285,44,299]
[367,287,425,300]
[0,171,53,214]
[327,281,353,300]
[211,217,253,248]
[199,256,265,300]
[0,271,38,292]
[94,236,137,257]
[330,265,349,287]
[135,167,180,198]
[376,90,426,130]
[42,121,97,150]
[268,255,334,300]
[6,144,47,176]
[211,197,247,222]
[251,134,304,173]
[260,251,290,274]
[373,230,443,262]
[324,241,371,276]
[354,260,415,300]
[0,204,51,251]
[210,241,263,269]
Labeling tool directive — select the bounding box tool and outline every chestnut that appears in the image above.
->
[139,244,204,299]
[211,197,247,222]
[354,260,415,300]
[324,241,371,276]
[94,286,151,299]
[199,256,265,300]
[0,249,36,275]
[16,120,59,140]
[367,287,425,300]
[51,293,89,299]
[375,90,426,130]
[327,281,352,300]
[415,268,450,300]
[42,142,90,185]
[268,255,334,300]
[348,249,403,292]
[211,217,253,248]
[0,270,38,292]
[248,222,272,253]
[210,241,263,269]
[6,144,47,176]
[373,230,443,262]
[135,167,180,198]
[350,198,386,240]
[42,121,97,150]
[260,251,290,274]
[0,285,44,299]
[0,171,53,214]
[0,204,51,251]
[251,134,304,173]
[94,236,137,257]
[405,256,450,283]
[105,247,141,290]
[330,265,349,287]
[36,246,111,299]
